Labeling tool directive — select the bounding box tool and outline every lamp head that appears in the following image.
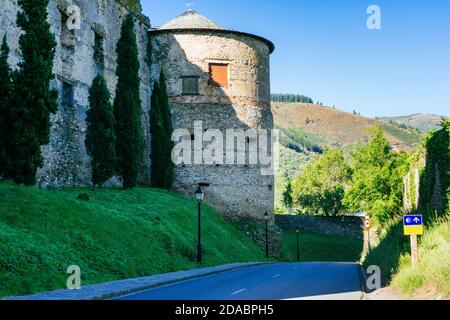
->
[194,187,204,202]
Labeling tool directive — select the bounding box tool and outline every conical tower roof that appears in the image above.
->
[159,10,223,30]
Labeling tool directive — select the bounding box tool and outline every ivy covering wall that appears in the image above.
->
[404,119,450,215]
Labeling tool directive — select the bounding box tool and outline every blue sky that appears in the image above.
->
[142,1,450,117]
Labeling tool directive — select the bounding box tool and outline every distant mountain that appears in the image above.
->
[378,114,446,133]
[272,102,426,209]
[272,102,424,152]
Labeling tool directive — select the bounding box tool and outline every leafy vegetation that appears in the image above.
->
[363,123,449,297]
[380,122,423,147]
[85,75,116,186]
[291,148,351,216]
[282,181,293,212]
[0,35,11,177]
[280,230,363,262]
[151,70,174,189]
[275,146,312,211]
[416,119,449,213]
[113,14,143,189]
[271,93,313,104]
[343,126,408,225]
[391,217,449,298]
[4,0,57,185]
[0,182,267,298]
[278,127,323,154]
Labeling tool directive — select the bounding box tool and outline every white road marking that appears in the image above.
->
[273,274,281,278]
[230,288,247,296]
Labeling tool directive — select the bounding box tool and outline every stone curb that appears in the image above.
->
[4,262,269,300]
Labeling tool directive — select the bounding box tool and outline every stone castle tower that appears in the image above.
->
[0,2,275,221]
[150,10,275,220]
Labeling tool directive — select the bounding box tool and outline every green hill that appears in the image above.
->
[0,182,267,298]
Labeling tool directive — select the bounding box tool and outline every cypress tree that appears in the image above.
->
[150,81,164,187]
[9,0,58,184]
[85,75,116,186]
[158,70,174,189]
[0,35,12,177]
[113,14,143,189]
[150,71,174,190]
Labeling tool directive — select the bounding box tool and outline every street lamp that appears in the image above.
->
[263,211,269,258]
[296,229,300,262]
[195,186,204,263]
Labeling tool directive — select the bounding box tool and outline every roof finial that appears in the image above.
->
[186,2,194,12]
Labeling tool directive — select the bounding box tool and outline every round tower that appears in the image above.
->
[150,10,275,221]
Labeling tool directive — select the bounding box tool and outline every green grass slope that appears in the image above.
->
[363,216,449,299]
[391,218,449,299]
[0,182,266,298]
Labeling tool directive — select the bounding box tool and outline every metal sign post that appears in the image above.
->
[403,215,423,266]
[363,217,372,253]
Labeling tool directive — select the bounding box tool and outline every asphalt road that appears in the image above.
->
[114,262,363,300]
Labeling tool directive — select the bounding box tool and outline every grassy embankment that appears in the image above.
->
[0,182,268,298]
[363,216,449,299]
[280,230,363,262]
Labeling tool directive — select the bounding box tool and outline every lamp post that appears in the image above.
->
[296,229,300,262]
[195,186,204,263]
[263,211,269,258]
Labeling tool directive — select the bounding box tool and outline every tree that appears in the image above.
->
[291,148,351,216]
[282,181,293,213]
[150,81,164,187]
[0,35,12,177]
[150,70,174,189]
[113,13,143,189]
[85,75,116,186]
[158,70,174,188]
[8,0,58,184]
[343,126,407,225]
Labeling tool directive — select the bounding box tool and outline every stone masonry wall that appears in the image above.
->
[0,0,152,187]
[151,30,274,221]
[275,215,364,240]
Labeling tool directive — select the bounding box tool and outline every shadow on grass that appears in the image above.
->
[363,220,409,285]
[363,211,441,286]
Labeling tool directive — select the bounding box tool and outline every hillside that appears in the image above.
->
[0,182,267,298]
[379,114,446,133]
[272,102,424,152]
[272,102,425,209]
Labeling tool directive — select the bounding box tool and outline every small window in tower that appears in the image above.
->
[208,63,228,87]
[182,76,199,95]
[61,81,74,108]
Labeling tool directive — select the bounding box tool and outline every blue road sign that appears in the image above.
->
[403,215,422,226]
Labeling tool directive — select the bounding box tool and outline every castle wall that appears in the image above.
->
[151,31,275,220]
[0,0,152,187]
